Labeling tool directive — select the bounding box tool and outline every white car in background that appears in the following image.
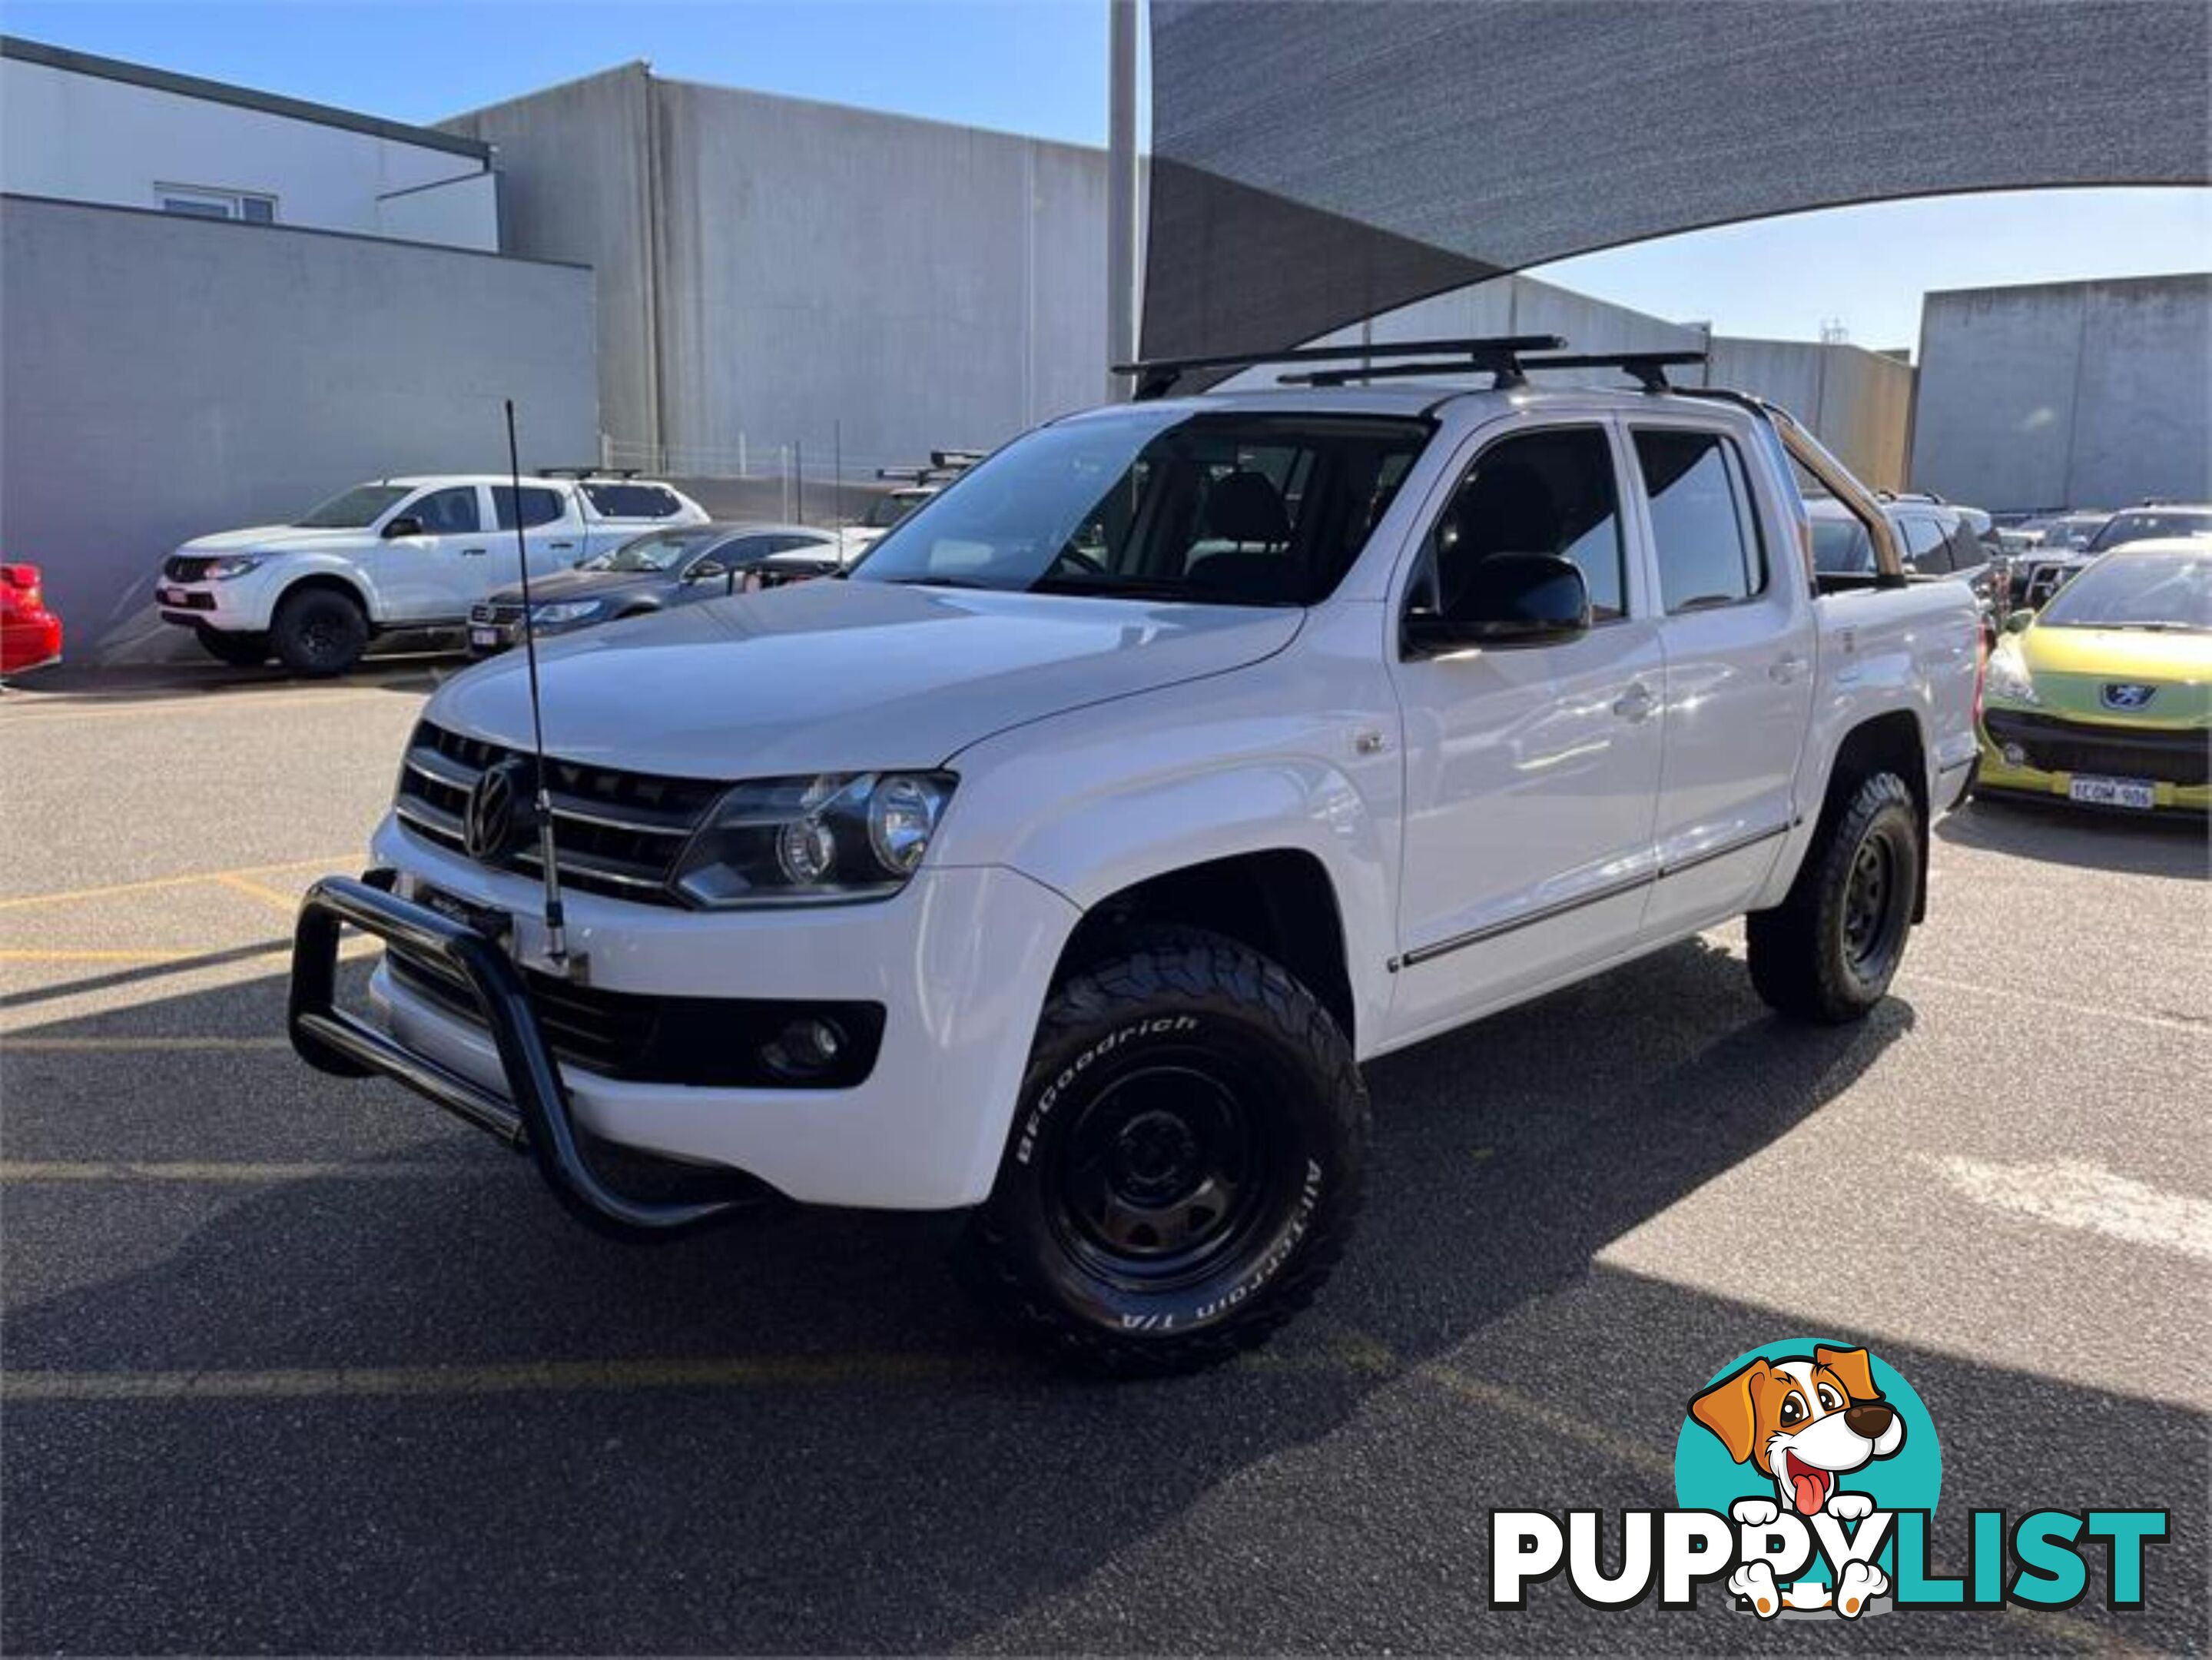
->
[158,473,708,675]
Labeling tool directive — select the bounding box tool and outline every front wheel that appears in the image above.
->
[270,586,368,677]
[1747,771,1922,1024]
[958,929,1368,1376]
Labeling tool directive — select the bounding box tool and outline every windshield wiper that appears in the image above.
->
[876,574,1000,590]
[1030,576,1267,604]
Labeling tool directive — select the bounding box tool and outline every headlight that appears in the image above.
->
[670,772,956,907]
[530,599,604,625]
[204,556,265,579]
[1984,646,2038,706]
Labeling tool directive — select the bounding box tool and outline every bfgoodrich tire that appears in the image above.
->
[270,586,368,677]
[193,625,270,667]
[1747,771,1922,1024]
[959,929,1368,1376]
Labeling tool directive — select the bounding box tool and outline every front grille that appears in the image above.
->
[393,720,723,905]
[1984,709,2209,787]
[386,951,884,1087]
[163,556,217,583]
[469,602,525,625]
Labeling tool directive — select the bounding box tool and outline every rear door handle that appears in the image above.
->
[459,546,488,557]
[1769,652,1809,683]
[1613,682,1655,722]
[549,541,575,551]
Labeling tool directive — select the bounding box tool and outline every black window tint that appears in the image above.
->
[492,485,566,530]
[1428,427,1626,622]
[583,483,682,520]
[1635,430,1766,613]
[1945,523,1986,570]
[410,486,480,535]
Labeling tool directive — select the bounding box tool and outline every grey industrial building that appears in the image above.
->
[1910,274,2212,512]
[2,35,2204,663]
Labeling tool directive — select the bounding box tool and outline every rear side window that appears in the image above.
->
[583,483,683,520]
[1424,427,1627,621]
[492,485,567,530]
[1944,522,1987,571]
[1633,430,1766,613]
[1897,513,1951,573]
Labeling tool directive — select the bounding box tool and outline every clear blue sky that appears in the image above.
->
[9,0,2206,351]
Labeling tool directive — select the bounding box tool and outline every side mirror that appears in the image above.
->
[688,560,727,583]
[1405,553,1591,656]
[380,516,423,540]
[2003,608,2035,635]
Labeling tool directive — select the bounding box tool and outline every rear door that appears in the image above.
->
[491,483,585,576]
[1630,422,1816,934]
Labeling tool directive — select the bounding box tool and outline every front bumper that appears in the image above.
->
[156,569,280,632]
[291,818,1079,1214]
[1975,728,2210,815]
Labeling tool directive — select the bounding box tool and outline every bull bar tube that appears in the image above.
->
[288,870,746,1233]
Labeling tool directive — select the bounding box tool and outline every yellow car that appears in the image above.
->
[1978,540,2210,815]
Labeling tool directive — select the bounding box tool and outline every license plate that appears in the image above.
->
[2068,775,2156,810]
[469,626,502,647]
[160,586,187,606]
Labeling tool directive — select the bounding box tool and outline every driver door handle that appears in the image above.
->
[1613,682,1655,722]
[459,546,489,557]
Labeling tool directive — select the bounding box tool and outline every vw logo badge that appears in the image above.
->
[462,757,534,861]
[2101,682,2157,712]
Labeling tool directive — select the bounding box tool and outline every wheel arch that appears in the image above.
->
[1820,708,1931,922]
[274,570,375,630]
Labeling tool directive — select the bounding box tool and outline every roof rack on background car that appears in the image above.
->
[538,466,645,480]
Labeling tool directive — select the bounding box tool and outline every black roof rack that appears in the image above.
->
[1282,347,1708,393]
[1115,334,1565,400]
[538,466,644,480]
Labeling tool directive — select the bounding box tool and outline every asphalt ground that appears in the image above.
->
[2,659,2207,1655]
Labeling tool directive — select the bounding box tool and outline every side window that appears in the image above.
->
[408,486,481,536]
[583,482,682,520]
[1421,427,1627,623]
[1898,514,1950,573]
[492,485,566,530]
[1633,430,1766,613]
[1945,523,1987,571]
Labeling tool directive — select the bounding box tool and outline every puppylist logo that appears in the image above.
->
[1491,1338,2168,1621]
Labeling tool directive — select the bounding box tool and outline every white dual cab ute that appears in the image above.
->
[287,337,1980,1374]
[158,472,708,675]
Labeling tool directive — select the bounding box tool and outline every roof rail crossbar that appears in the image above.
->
[1282,347,1709,394]
[537,466,644,480]
[1116,334,1566,400]
[1517,350,1709,393]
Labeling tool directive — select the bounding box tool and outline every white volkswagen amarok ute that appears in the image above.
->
[289,340,1980,1374]
[158,472,707,675]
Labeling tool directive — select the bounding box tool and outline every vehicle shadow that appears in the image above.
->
[2,650,465,706]
[1939,795,2209,878]
[3,945,2200,1652]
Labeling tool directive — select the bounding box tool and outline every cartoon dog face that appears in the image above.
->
[1690,1346,1905,1516]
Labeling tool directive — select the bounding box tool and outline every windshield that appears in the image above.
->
[2038,549,2212,632]
[580,529,719,574]
[2087,509,2212,553]
[1810,514,1875,574]
[850,409,1432,606]
[294,484,411,529]
[864,491,930,529]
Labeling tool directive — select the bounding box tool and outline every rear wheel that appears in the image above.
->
[270,586,368,677]
[1747,772,1921,1024]
[958,928,1367,1376]
[193,626,270,667]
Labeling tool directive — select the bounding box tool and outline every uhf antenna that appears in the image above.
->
[504,399,569,965]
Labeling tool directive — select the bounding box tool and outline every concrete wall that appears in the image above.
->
[1911,274,2212,511]
[1704,337,1916,490]
[1,51,497,250]
[445,69,1108,477]
[0,195,595,657]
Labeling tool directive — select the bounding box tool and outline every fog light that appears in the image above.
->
[2002,742,2028,767]
[762,1015,847,1081]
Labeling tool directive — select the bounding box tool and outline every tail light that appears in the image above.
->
[1,564,42,606]
[1972,616,1988,722]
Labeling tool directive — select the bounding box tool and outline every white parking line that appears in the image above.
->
[1932,1156,2212,1262]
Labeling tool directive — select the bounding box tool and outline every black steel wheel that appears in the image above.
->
[1748,770,1922,1024]
[270,586,369,677]
[959,928,1367,1376]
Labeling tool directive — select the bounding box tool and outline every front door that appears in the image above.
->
[1387,421,1666,1044]
[375,485,494,622]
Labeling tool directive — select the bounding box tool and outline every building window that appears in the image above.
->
[156,185,277,224]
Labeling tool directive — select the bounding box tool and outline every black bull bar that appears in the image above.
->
[287,871,746,1233]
